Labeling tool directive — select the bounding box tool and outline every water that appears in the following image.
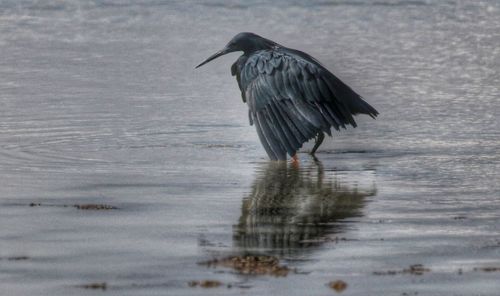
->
[0,0,499,295]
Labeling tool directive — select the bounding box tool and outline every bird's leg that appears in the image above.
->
[291,154,299,164]
[310,132,325,155]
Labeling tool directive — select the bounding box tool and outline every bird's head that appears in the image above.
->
[195,32,276,68]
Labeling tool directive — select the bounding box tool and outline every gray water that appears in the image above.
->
[1,0,499,295]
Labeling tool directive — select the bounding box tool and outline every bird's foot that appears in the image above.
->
[291,154,299,166]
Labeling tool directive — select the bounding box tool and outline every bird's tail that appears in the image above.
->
[327,73,379,119]
[349,96,379,119]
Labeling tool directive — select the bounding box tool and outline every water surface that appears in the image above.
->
[1,0,499,295]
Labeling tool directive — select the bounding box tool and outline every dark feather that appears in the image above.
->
[256,111,287,160]
[253,115,277,160]
[233,47,378,160]
[268,102,301,149]
[265,105,296,156]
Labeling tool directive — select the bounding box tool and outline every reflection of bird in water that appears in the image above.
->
[233,161,376,257]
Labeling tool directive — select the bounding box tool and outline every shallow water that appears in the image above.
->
[1,0,499,295]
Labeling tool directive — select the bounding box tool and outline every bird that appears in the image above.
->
[196,32,378,162]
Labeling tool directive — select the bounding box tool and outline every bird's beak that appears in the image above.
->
[195,47,231,69]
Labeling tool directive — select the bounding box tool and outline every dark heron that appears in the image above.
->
[196,32,378,161]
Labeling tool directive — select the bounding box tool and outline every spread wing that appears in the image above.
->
[233,49,378,160]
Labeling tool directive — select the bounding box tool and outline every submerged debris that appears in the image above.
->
[74,204,117,210]
[7,256,30,261]
[329,280,348,293]
[0,256,30,261]
[199,255,292,277]
[28,203,117,210]
[373,264,431,276]
[77,282,107,290]
[473,267,500,272]
[188,280,222,288]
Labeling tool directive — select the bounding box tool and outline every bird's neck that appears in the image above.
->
[243,38,278,54]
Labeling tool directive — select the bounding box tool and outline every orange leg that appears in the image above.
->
[291,154,299,164]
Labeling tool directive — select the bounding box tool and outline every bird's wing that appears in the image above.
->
[237,49,378,160]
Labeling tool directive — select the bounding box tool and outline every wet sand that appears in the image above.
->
[1,1,500,295]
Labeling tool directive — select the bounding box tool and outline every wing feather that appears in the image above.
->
[235,49,378,160]
[268,102,302,148]
[256,111,287,160]
[253,114,278,160]
[274,100,308,143]
[265,105,296,156]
